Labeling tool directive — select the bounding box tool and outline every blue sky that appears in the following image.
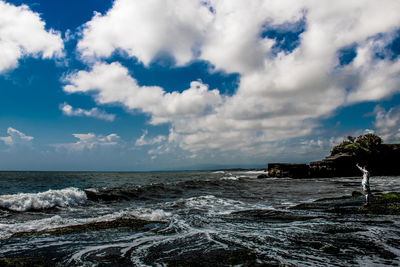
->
[0,0,400,171]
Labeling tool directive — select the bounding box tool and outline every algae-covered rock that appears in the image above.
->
[291,192,400,215]
[12,217,164,238]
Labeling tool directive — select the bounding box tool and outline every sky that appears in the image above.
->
[1,0,400,171]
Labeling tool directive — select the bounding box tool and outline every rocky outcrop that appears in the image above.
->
[268,163,309,178]
[309,153,357,177]
[268,144,400,178]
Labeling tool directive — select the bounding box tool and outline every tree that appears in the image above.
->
[347,135,356,143]
[330,133,383,157]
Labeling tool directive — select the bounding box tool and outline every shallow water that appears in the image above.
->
[0,171,399,266]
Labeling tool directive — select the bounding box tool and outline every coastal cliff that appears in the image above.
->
[267,134,400,178]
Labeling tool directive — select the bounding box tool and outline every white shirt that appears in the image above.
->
[357,166,370,186]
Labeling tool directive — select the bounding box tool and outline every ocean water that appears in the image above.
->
[0,171,399,266]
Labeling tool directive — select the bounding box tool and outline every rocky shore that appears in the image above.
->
[292,192,400,215]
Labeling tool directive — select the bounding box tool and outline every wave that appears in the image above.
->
[0,187,87,212]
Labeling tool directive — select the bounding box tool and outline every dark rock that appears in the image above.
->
[267,163,309,178]
[352,191,363,198]
[227,209,318,223]
[257,174,268,179]
[12,217,164,238]
[320,244,340,254]
[163,248,262,267]
[291,192,400,215]
[321,225,366,234]
[267,141,400,178]
[0,257,48,267]
[309,153,357,177]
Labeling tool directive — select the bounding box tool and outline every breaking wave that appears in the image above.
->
[0,187,87,212]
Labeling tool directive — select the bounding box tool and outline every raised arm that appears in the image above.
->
[356,163,363,172]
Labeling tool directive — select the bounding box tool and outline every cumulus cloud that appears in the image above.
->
[77,0,213,65]
[0,1,63,73]
[0,127,34,146]
[63,62,223,125]
[373,105,400,143]
[54,133,121,152]
[67,0,400,157]
[60,102,115,121]
[345,37,400,104]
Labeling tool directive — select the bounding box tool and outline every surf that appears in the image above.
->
[0,187,87,212]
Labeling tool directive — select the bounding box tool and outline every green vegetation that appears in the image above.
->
[330,133,383,156]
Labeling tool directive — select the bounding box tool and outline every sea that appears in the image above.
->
[0,171,399,266]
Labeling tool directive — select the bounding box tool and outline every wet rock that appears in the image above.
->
[0,257,48,267]
[321,225,365,234]
[291,192,400,215]
[163,248,262,267]
[290,239,325,250]
[268,163,309,178]
[320,244,340,254]
[12,217,165,238]
[257,174,268,179]
[351,191,363,198]
[81,247,133,267]
[228,209,318,223]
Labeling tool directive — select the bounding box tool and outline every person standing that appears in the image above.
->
[356,163,371,206]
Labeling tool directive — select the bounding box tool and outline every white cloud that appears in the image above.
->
[60,102,115,121]
[63,62,223,125]
[0,1,63,73]
[67,0,400,158]
[0,127,34,146]
[345,37,400,104]
[77,0,213,65]
[373,105,400,143]
[135,130,166,146]
[54,133,121,152]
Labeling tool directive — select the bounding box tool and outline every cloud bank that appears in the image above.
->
[54,133,121,152]
[64,0,400,157]
[0,1,63,73]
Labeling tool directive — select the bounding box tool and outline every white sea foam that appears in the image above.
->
[0,215,65,239]
[129,208,172,221]
[241,170,267,174]
[0,187,87,212]
[177,195,246,215]
[221,176,239,181]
